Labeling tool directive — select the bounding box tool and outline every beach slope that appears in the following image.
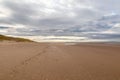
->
[0,42,120,80]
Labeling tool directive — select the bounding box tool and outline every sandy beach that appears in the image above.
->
[0,42,120,80]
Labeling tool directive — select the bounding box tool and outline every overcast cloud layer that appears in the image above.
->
[0,0,120,42]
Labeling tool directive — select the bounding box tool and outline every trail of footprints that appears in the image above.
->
[21,46,49,65]
[2,45,50,80]
[2,44,93,80]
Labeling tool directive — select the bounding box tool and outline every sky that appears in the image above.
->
[0,0,120,42]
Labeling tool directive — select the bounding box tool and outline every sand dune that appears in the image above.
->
[0,42,120,80]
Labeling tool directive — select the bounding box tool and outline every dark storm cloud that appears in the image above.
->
[0,26,9,29]
[88,33,120,39]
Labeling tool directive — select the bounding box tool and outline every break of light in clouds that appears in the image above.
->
[0,0,120,42]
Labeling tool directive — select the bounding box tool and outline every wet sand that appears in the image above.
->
[0,42,120,80]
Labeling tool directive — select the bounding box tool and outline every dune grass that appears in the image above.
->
[0,35,33,42]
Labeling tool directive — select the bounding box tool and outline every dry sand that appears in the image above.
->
[0,42,120,80]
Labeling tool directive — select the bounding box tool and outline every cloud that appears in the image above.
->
[91,0,120,13]
[0,0,120,42]
[0,0,100,27]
